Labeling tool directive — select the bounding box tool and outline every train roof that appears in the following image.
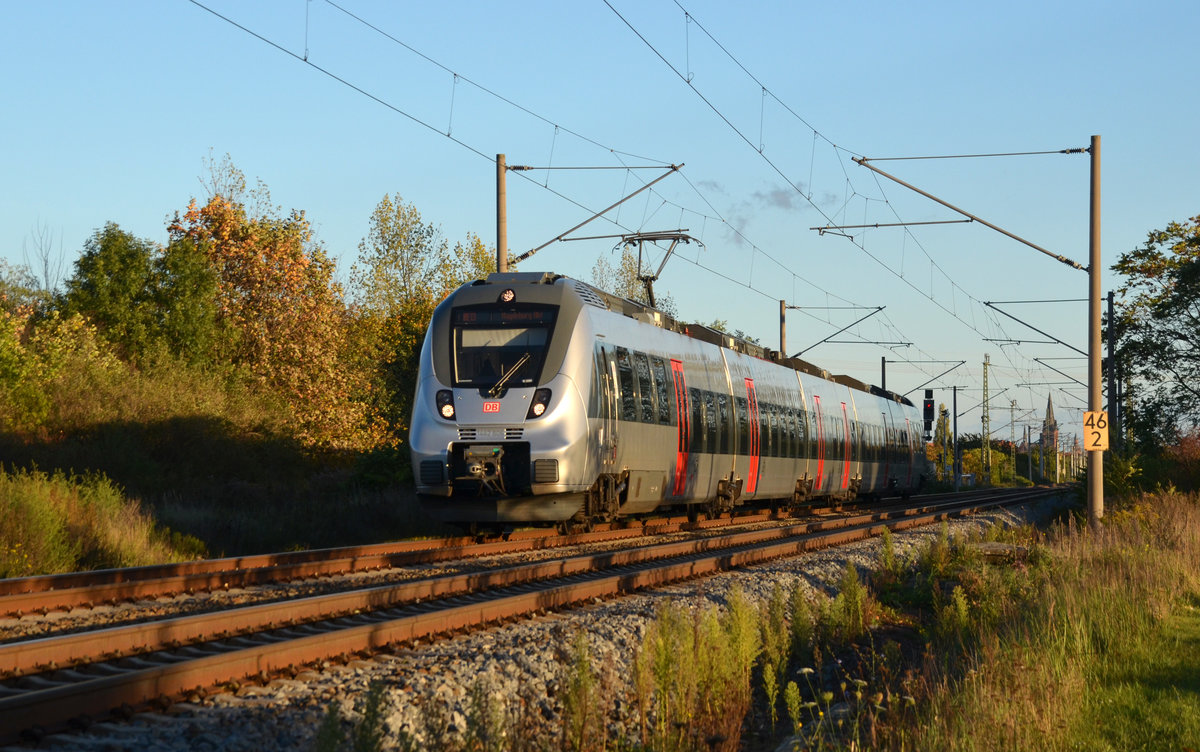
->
[479,272,914,407]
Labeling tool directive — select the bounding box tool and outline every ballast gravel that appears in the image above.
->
[14,498,1069,752]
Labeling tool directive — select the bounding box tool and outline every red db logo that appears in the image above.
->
[482,401,501,413]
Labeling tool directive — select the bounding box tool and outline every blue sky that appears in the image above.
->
[3,0,1197,437]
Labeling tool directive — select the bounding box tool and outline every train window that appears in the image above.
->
[777,406,787,458]
[690,387,703,453]
[781,406,792,458]
[717,393,730,454]
[764,404,775,458]
[788,409,796,455]
[735,396,749,455]
[700,393,710,453]
[615,347,637,421]
[764,403,773,458]
[634,352,654,424]
[804,410,815,460]
[833,416,843,462]
[794,408,804,457]
[651,356,672,425]
[451,305,557,389]
[589,345,605,419]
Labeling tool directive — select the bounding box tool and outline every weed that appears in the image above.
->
[313,700,346,752]
[784,680,803,738]
[352,681,387,752]
[561,630,602,751]
[633,586,760,751]
[879,526,899,578]
[789,585,814,663]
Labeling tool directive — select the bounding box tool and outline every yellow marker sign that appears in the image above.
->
[1083,411,1109,452]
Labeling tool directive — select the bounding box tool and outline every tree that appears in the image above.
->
[61,223,158,359]
[57,223,228,367]
[153,236,227,366]
[169,178,378,450]
[1112,214,1200,446]
[348,195,495,436]
[590,245,678,316]
[0,260,43,315]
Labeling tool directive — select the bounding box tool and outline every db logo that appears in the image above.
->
[482,401,501,413]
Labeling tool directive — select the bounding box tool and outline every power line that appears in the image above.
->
[322,0,669,166]
[654,3,1074,406]
[187,0,492,162]
[605,0,1015,348]
[188,0,981,393]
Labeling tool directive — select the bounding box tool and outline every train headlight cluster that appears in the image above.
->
[436,390,456,420]
[527,388,552,419]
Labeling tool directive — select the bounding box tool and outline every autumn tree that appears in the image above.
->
[349,194,495,436]
[1112,214,1200,446]
[169,177,379,450]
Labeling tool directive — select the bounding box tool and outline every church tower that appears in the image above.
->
[1041,394,1060,481]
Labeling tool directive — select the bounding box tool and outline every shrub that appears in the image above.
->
[0,466,203,576]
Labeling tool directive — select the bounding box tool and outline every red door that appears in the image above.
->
[745,378,760,494]
[670,360,689,496]
[841,402,851,490]
[813,395,825,490]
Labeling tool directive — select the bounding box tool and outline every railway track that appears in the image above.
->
[0,487,1056,744]
[0,488,1000,619]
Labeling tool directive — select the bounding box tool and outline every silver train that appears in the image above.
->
[410,272,927,526]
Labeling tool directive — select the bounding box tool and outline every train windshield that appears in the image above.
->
[451,305,557,390]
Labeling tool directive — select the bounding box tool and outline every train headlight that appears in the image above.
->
[527,388,552,419]
[436,390,456,420]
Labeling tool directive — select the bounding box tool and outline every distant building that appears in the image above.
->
[1041,394,1058,448]
[1040,394,1060,481]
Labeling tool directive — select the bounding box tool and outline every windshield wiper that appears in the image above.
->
[488,352,531,397]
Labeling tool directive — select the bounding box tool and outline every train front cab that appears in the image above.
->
[409,274,595,523]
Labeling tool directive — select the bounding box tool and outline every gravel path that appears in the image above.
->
[13,498,1070,751]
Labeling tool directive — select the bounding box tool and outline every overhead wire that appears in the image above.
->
[613,0,1087,405]
[602,0,1014,354]
[189,0,1009,396]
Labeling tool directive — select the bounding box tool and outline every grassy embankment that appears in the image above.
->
[0,350,446,578]
[320,488,1200,751]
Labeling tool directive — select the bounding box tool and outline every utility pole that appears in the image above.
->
[941,406,950,482]
[981,354,991,484]
[779,300,786,357]
[1040,420,1046,480]
[1010,399,1016,483]
[953,386,960,492]
[1088,135,1104,526]
[1026,425,1032,481]
[881,356,886,391]
[496,154,508,273]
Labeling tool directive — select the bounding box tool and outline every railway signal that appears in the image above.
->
[923,389,935,441]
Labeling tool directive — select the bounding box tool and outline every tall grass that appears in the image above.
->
[1,325,445,568]
[633,586,761,751]
[876,491,1200,750]
[0,466,204,577]
[309,494,1200,751]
